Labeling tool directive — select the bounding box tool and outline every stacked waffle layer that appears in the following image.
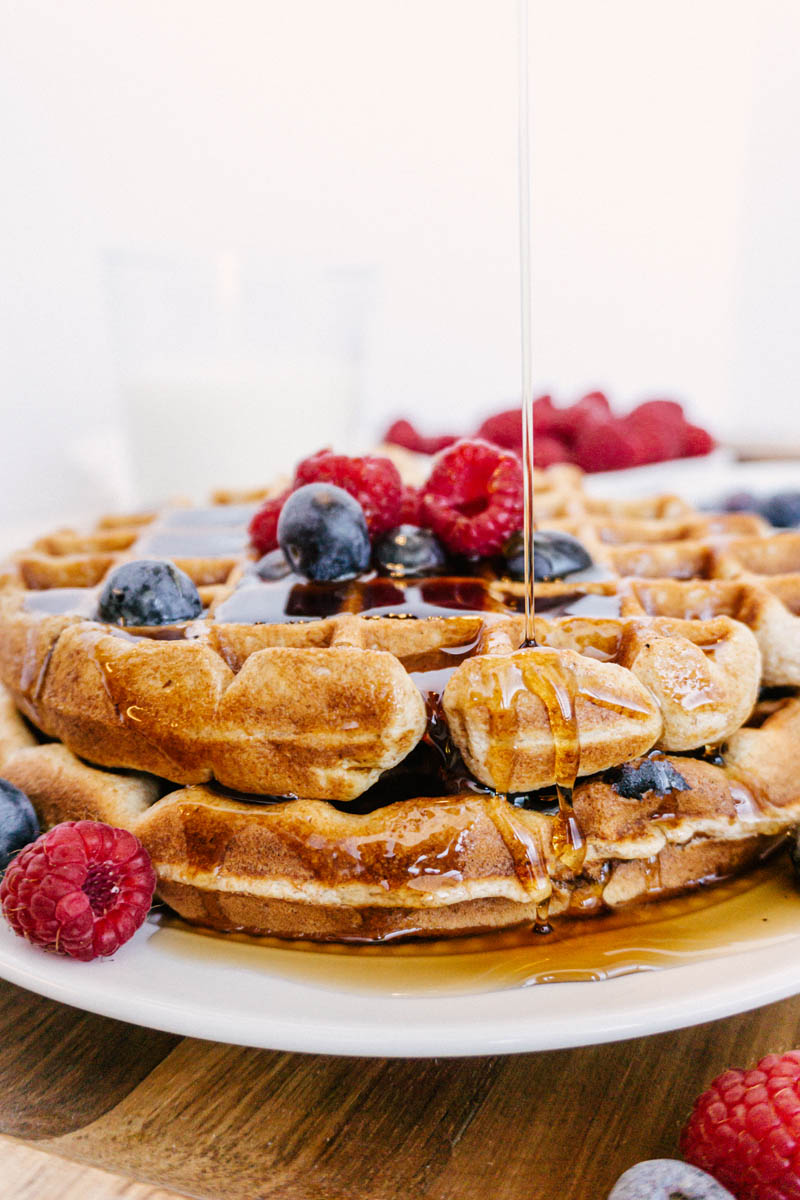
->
[1,465,799,941]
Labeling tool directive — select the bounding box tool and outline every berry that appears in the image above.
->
[249,488,292,555]
[502,531,526,579]
[608,1159,734,1199]
[627,405,686,463]
[294,450,403,537]
[0,821,156,961]
[681,1050,800,1200]
[761,492,800,528]
[623,418,684,465]
[536,393,612,447]
[530,394,559,434]
[277,483,370,581]
[573,418,643,472]
[503,530,593,582]
[97,560,203,626]
[374,525,447,578]
[398,486,423,525]
[420,439,523,557]
[384,419,456,456]
[683,423,716,457]
[723,491,759,513]
[533,435,572,467]
[628,398,686,430]
[610,757,690,800]
[475,408,522,453]
[252,549,291,580]
[475,407,573,463]
[576,389,612,414]
[558,392,612,439]
[0,779,39,873]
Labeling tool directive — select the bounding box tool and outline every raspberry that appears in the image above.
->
[628,398,686,429]
[420,439,523,556]
[531,394,559,434]
[384,419,456,456]
[681,1050,800,1199]
[543,393,612,446]
[398,486,423,525]
[249,488,292,555]
[533,435,572,468]
[683,423,715,457]
[294,450,403,537]
[576,389,611,413]
[573,418,643,471]
[475,408,522,453]
[0,821,156,961]
[625,402,686,462]
[559,392,612,437]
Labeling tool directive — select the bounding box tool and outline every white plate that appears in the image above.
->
[3,460,800,1056]
[583,451,800,504]
[2,903,800,1057]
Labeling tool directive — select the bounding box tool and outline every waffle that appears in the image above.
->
[1,465,800,942]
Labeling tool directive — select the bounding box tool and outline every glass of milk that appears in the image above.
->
[106,251,374,506]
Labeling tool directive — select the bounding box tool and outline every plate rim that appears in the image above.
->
[2,921,800,1057]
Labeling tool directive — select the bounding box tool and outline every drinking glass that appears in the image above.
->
[106,251,373,505]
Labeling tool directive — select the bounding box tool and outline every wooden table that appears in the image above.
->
[1,979,798,1199]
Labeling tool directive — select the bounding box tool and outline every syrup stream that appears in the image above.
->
[516,1,583,902]
[518,0,536,650]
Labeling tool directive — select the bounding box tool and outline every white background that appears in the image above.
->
[1,0,799,519]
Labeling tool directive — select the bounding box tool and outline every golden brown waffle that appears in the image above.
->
[2,464,800,941]
[0,686,797,940]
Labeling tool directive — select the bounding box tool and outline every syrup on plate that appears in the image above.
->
[148,853,800,996]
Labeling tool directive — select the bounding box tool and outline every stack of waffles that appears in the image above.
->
[1,464,799,941]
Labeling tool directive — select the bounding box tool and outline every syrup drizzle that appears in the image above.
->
[512,3,584,922]
[487,793,549,897]
[518,0,536,651]
[149,847,798,993]
[522,653,585,873]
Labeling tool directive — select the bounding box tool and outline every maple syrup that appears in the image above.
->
[212,570,622,626]
[148,850,800,995]
[517,0,536,652]
[510,2,586,905]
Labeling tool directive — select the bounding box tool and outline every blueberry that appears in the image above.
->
[374,525,447,578]
[760,491,800,528]
[608,1159,734,1199]
[503,530,593,582]
[277,483,370,582]
[721,490,759,513]
[610,757,690,800]
[253,550,292,581]
[97,560,203,626]
[0,779,39,872]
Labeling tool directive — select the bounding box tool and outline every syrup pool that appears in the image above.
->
[148,853,800,996]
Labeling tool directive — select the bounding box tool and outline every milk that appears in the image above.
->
[109,252,370,506]
[122,356,360,505]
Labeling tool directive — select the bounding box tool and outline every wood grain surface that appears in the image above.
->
[1,977,798,1199]
[1,1136,191,1200]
